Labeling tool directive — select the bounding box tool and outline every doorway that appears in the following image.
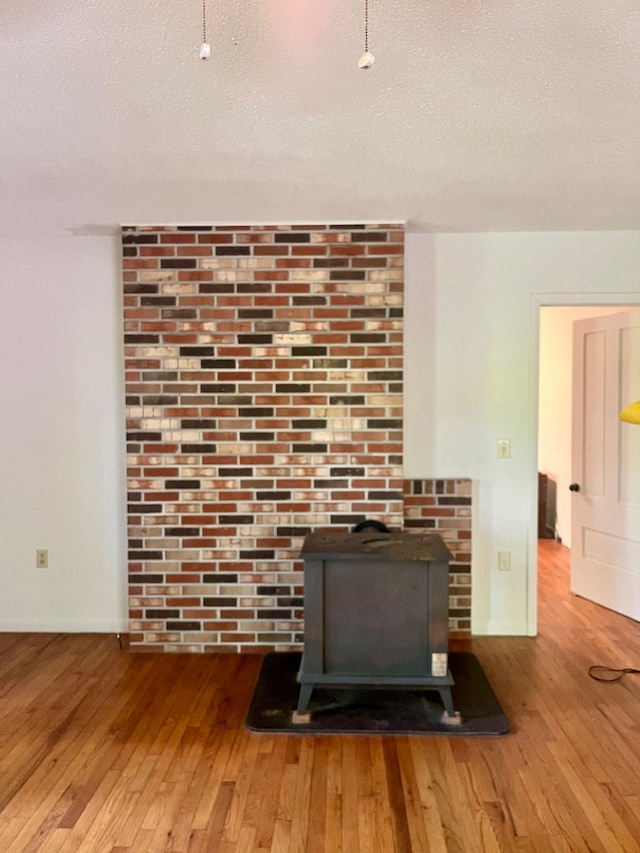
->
[534,303,640,627]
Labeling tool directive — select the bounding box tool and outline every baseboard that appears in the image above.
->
[471,620,531,636]
[0,620,128,633]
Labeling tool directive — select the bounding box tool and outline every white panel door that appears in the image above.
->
[571,310,640,621]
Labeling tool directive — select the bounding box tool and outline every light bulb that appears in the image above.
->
[358,51,375,69]
[200,43,211,60]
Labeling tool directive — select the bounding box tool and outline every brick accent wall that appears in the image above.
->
[123,224,405,651]
[123,223,472,651]
[402,479,472,636]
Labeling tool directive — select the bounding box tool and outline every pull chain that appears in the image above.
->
[365,0,369,53]
[200,0,211,60]
[358,0,375,69]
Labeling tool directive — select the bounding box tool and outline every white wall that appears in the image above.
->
[0,234,128,631]
[404,231,640,635]
[2,229,640,635]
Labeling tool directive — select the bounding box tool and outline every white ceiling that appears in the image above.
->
[2,0,640,235]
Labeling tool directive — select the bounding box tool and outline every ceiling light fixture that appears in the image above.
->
[199,0,211,60]
[358,0,375,69]
[197,2,375,68]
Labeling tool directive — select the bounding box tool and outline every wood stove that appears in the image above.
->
[296,530,455,716]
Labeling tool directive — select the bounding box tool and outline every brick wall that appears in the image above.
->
[123,223,472,651]
[403,479,472,636]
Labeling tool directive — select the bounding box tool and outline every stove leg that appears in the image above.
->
[439,686,456,718]
[296,682,314,716]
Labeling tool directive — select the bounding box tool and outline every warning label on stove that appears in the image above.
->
[431,652,448,677]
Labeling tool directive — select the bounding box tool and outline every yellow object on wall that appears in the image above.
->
[619,400,640,424]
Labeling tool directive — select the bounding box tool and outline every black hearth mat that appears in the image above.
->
[245,652,510,735]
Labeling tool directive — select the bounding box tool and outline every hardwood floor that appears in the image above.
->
[1,540,639,852]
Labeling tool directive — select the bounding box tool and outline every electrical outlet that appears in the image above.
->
[497,439,511,459]
[36,549,48,569]
[498,551,511,572]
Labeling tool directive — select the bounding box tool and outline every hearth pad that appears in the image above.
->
[245,651,510,736]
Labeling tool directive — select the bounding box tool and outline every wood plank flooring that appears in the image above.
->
[1,540,639,852]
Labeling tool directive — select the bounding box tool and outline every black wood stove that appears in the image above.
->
[296,530,455,717]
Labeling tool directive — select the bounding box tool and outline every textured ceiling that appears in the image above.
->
[1,0,640,234]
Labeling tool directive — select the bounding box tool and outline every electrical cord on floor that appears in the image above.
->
[588,665,640,683]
